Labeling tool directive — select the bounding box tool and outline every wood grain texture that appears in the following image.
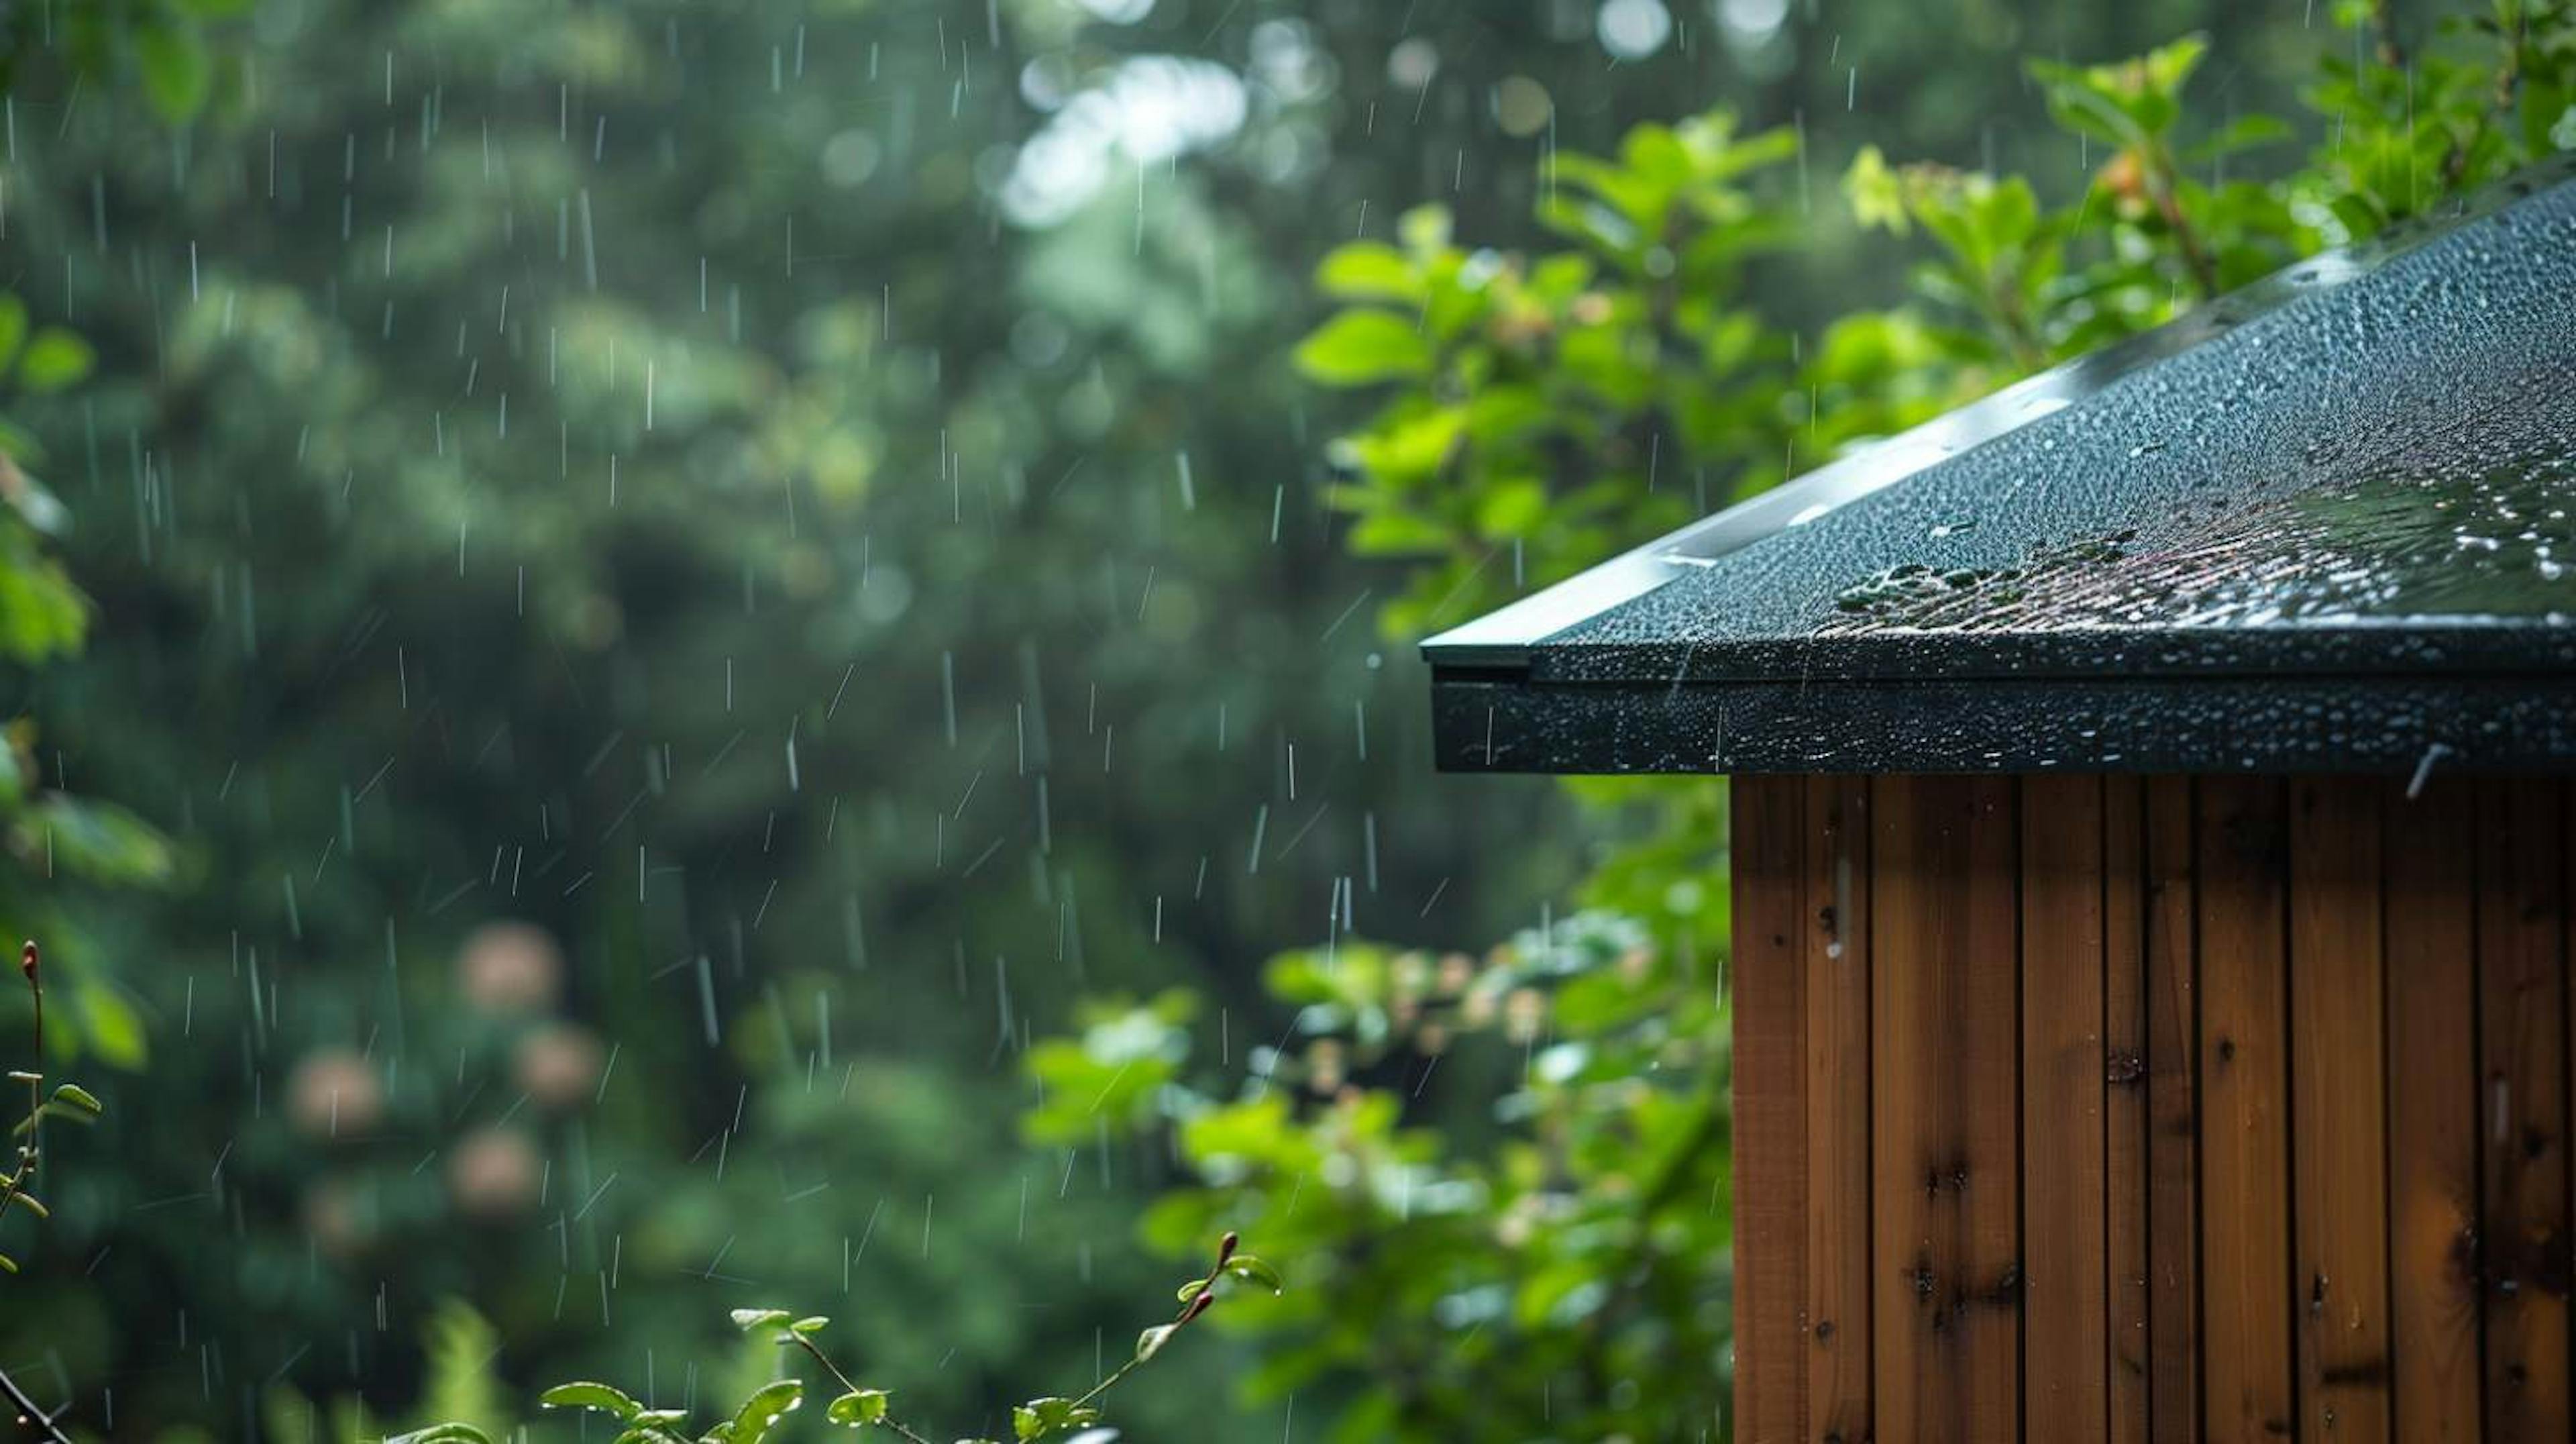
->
[1727,772,2563,1440]
[2477,779,2569,1441]
[2196,775,2296,1443]
[1733,774,1810,1444]
[2383,777,2481,1443]
[1804,776,1874,1443]
[1872,775,2021,1444]
[2104,776,2151,1444]
[2145,776,2202,1444]
[2023,774,2109,1440]
[2288,778,2390,1443]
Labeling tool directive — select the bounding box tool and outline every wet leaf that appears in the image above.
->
[1293,311,1433,386]
[722,1379,804,1444]
[729,1308,795,1335]
[50,1082,103,1117]
[1012,1396,1099,1441]
[823,1388,888,1427]
[540,1382,644,1419]
[134,23,214,124]
[1220,1254,1284,1294]
[18,329,95,395]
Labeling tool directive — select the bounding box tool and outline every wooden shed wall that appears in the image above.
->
[1729,774,2573,1443]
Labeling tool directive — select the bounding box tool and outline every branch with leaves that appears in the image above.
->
[389,1233,1278,1444]
[2,941,106,1444]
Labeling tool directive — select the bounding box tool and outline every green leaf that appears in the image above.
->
[50,1082,102,1117]
[824,1389,889,1427]
[0,1253,15,1274]
[1292,311,1434,386]
[1395,204,1452,253]
[729,1308,796,1335]
[1222,1254,1285,1294]
[723,1380,804,1444]
[134,22,215,124]
[790,1316,830,1335]
[1472,478,1549,541]
[0,295,25,372]
[1134,1324,1178,1361]
[1315,242,1421,303]
[539,1382,645,1420]
[1176,1278,1208,1304]
[386,1429,496,1444]
[4,1191,48,1220]
[40,799,175,888]
[18,329,95,394]
[419,1302,504,1441]
[1012,1397,1101,1441]
[73,977,150,1070]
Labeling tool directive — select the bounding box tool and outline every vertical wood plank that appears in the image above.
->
[1805,776,1874,1442]
[2023,774,2109,1441]
[2384,777,2481,1443]
[1872,775,2021,1444]
[2104,776,2151,1444]
[1734,774,1811,1443]
[2477,778,2569,1441]
[2145,776,2202,1444]
[2289,778,2391,1442]
[2198,775,2296,1443]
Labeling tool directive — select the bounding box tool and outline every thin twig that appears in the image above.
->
[0,1361,73,1444]
[0,943,72,1444]
[788,1335,933,1444]
[2145,158,2222,301]
[0,943,47,1229]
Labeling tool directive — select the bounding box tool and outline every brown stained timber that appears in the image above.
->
[1803,776,1874,1443]
[1729,774,2569,1439]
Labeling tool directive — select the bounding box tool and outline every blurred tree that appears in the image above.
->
[0,0,1576,1435]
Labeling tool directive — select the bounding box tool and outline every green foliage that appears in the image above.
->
[1295,113,1796,641]
[404,1239,1264,1444]
[1029,916,1723,1441]
[2307,0,2576,233]
[0,943,102,1444]
[2,946,106,1268]
[0,295,95,674]
[419,1299,511,1442]
[1045,5,2576,1442]
[0,64,183,1074]
[0,0,251,124]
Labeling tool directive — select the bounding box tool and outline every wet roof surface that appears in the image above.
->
[1426,162,2576,776]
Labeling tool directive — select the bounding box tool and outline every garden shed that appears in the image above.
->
[1422,158,2576,1443]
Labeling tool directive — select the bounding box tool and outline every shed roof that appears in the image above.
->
[1422,158,2576,778]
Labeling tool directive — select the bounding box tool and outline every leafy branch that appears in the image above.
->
[391,1233,1277,1444]
[1,941,105,1444]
